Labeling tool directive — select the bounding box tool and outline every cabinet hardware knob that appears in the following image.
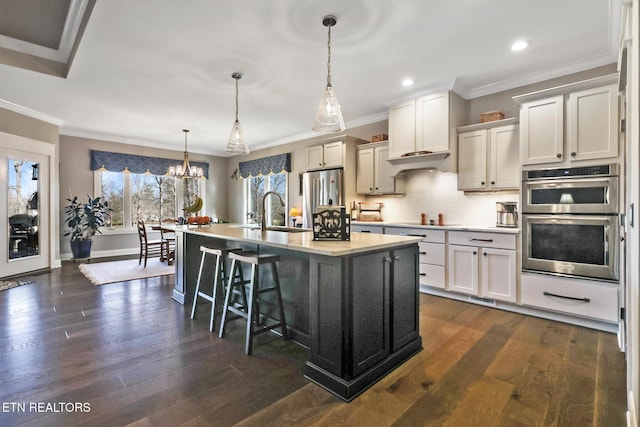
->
[473,251,477,255]
[556,153,562,158]
[491,181,495,185]
[481,181,485,185]
[384,257,392,263]
[394,255,401,261]
[571,152,577,157]
[483,252,487,256]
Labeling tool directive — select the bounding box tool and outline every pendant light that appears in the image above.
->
[225,72,250,154]
[312,15,345,133]
[169,129,203,179]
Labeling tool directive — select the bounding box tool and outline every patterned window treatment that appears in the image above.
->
[238,153,291,178]
[90,150,209,178]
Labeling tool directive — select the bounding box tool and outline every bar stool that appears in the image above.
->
[219,251,288,355]
[190,246,243,332]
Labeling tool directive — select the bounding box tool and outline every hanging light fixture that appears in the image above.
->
[225,72,249,155]
[312,15,345,133]
[168,129,203,179]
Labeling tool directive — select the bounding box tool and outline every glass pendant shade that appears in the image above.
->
[225,72,250,155]
[313,15,345,134]
[313,85,345,133]
[226,119,249,154]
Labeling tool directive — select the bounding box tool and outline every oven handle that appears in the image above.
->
[543,291,591,303]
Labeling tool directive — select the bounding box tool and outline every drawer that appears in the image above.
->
[419,264,446,289]
[385,227,446,243]
[352,225,384,234]
[419,242,445,265]
[521,273,618,322]
[448,231,516,250]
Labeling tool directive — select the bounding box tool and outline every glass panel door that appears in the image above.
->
[0,148,50,278]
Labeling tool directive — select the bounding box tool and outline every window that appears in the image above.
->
[96,171,204,229]
[245,173,287,226]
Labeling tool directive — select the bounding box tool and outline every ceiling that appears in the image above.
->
[0,0,622,156]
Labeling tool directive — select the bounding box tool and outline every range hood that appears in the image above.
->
[386,151,455,176]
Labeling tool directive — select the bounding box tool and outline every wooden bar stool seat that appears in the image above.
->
[190,246,243,332]
[218,251,288,355]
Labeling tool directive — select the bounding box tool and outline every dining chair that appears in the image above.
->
[160,219,176,265]
[136,220,168,268]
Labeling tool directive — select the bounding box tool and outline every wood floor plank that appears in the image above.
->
[442,375,514,427]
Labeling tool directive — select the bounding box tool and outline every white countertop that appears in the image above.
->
[352,221,520,234]
[171,223,423,256]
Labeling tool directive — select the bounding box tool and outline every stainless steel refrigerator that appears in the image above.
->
[302,168,344,228]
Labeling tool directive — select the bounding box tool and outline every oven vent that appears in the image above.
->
[469,296,497,307]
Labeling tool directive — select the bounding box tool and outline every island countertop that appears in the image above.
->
[171,223,422,256]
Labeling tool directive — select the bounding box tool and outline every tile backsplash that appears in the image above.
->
[359,169,519,226]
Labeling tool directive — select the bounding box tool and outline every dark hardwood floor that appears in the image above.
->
[0,260,627,426]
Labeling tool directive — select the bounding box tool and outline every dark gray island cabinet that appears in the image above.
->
[170,224,422,401]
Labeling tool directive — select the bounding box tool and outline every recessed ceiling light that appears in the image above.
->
[511,40,529,52]
[401,78,414,87]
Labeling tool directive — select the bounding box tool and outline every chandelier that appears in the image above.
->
[312,15,345,133]
[168,129,203,179]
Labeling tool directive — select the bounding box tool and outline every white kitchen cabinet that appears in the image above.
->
[416,92,450,153]
[306,140,344,170]
[519,95,564,165]
[458,121,519,191]
[447,231,517,303]
[356,142,402,194]
[568,84,618,161]
[515,77,619,166]
[385,227,446,289]
[388,99,415,159]
[388,91,464,162]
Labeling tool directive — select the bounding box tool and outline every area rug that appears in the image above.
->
[0,279,35,292]
[78,258,175,286]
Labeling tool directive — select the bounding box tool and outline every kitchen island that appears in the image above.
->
[170,223,423,401]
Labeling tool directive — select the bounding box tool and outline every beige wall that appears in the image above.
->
[59,135,227,258]
[225,121,388,224]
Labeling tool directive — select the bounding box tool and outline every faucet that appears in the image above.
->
[261,191,285,231]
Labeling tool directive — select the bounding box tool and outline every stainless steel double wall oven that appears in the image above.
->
[521,164,620,281]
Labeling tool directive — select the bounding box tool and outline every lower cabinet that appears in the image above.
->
[307,244,421,399]
[448,231,517,303]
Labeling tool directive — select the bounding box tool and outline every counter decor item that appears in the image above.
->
[289,207,301,227]
[371,133,388,143]
[358,202,383,221]
[480,110,505,122]
[312,205,350,241]
[64,194,113,259]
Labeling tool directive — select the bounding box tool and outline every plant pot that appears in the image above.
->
[70,239,92,259]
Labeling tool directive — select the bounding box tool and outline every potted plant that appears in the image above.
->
[64,194,112,259]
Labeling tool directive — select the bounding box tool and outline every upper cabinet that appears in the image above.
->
[388,91,466,172]
[457,119,519,191]
[306,140,345,170]
[356,141,403,195]
[514,75,619,167]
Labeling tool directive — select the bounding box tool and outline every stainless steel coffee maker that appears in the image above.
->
[496,202,518,228]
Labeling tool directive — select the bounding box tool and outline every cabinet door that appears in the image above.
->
[389,99,416,158]
[481,248,516,302]
[306,145,324,170]
[568,84,618,161]
[458,130,487,191]
[489,124,519,190]
[392,246,420,351]
[448,244,479,295]
[374,145,395,193]
[416,92,450,153]
[520,95,564,165]
[352,251,391,376]
[323,141,344,168]
[356,147,375,194]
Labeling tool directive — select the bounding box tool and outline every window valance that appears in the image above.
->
[238,153,291,178]
[90,150,209,179]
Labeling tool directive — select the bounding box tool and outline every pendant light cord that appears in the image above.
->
[326,23,332,88]
[234,75,240,122]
